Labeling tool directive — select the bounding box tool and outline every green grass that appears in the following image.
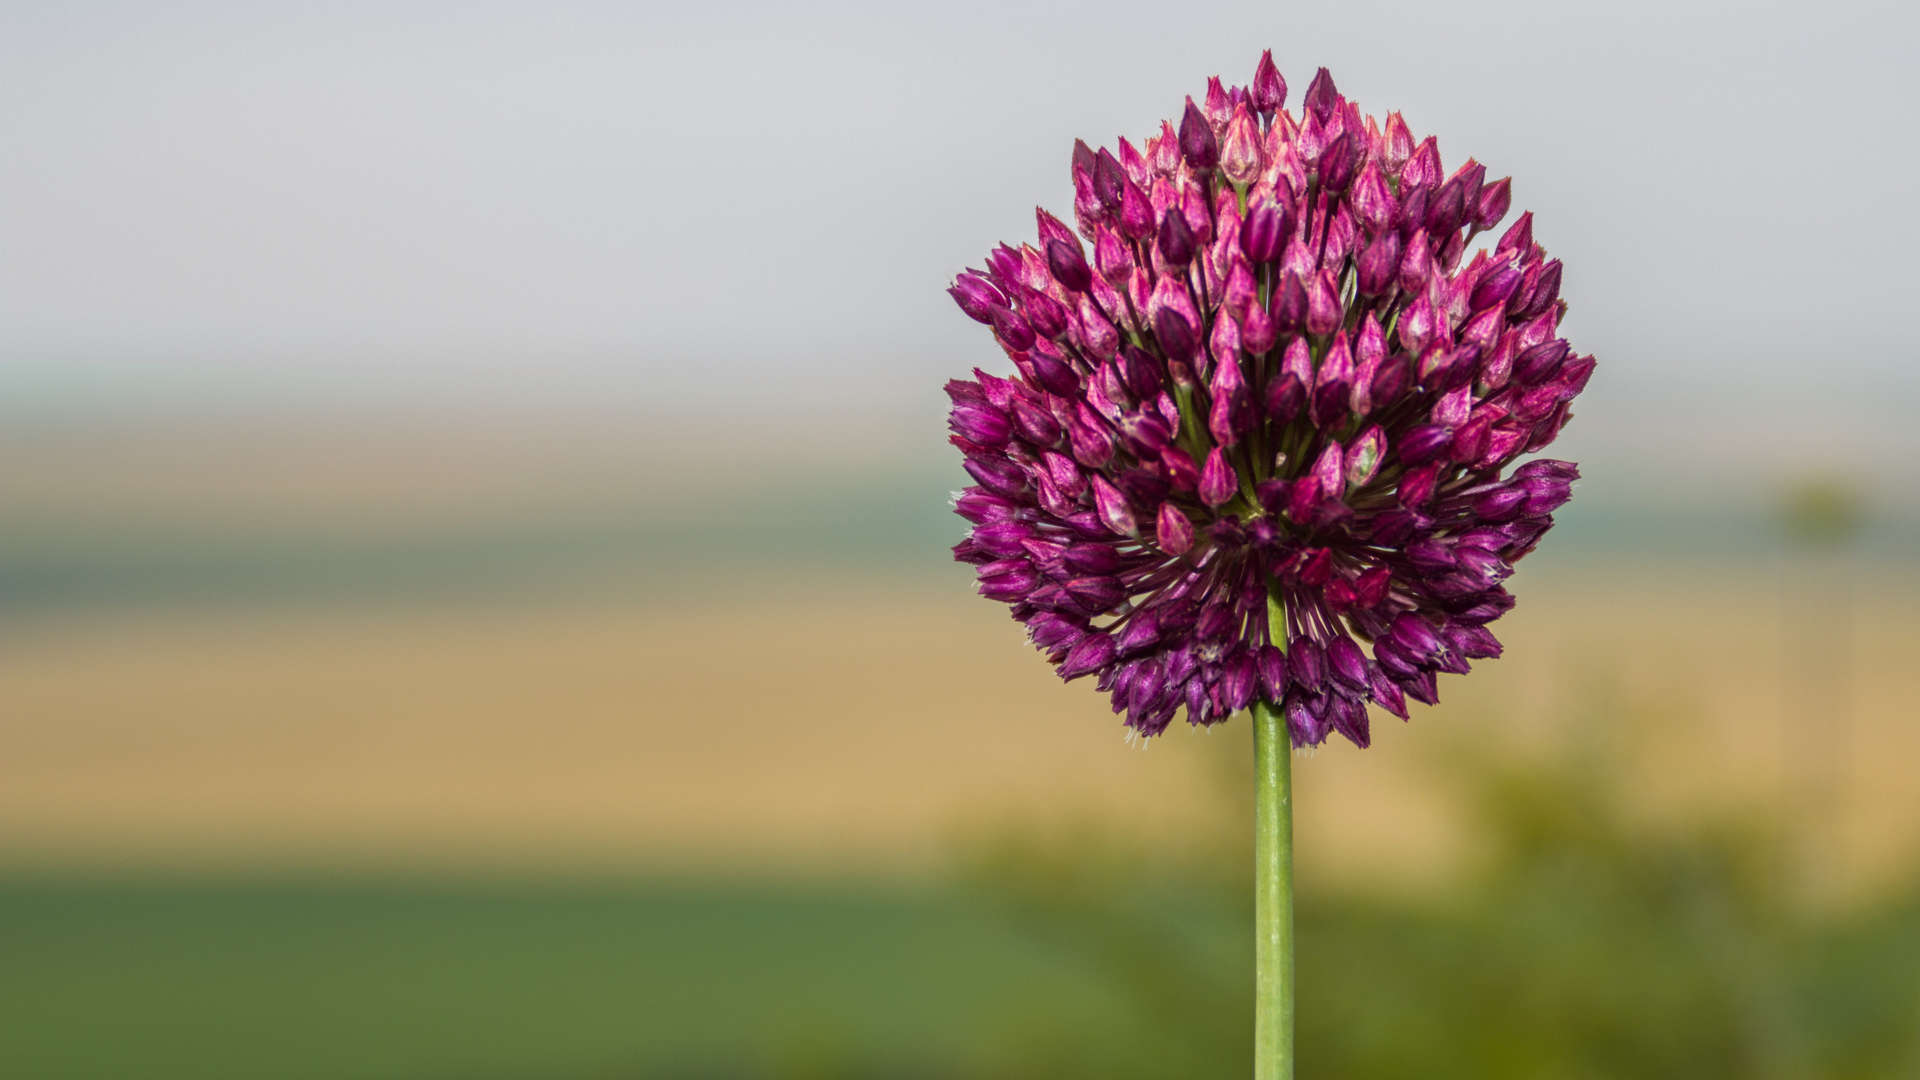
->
[0,873,1135,1079]
[3,862,1916,1079]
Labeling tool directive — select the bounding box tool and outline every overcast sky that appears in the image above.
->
[2,1,1916,495]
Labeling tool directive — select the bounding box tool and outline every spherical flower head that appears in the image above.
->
[946,54,1591,749]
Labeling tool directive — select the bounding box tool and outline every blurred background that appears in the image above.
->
[4,2,1918,1076]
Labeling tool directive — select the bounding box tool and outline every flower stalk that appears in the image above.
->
[1252,694,1295,1079]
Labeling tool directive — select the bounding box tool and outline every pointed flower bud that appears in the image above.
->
[1157,206,1196,266]
[1156,503,1196,555]
[1200,447,1238,508]
[1179,98,1219,170]
[1220,104,1265,186]
[1251,52,1287,114]
[1302,67,1339,123]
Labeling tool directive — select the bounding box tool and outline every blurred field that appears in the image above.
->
[4,419,1919,1077]
[4,560,1917,900]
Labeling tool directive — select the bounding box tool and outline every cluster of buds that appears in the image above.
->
[947,53,1591,747]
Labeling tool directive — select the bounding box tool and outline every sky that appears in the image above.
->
[2,0,1916,500]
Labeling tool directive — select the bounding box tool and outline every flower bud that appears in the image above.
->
[1319,132,1356,192]
[1305,270,1342,336]
[1199,447,1238,508]
[1252,50,1287,116]
[1046,239,1093,293]
[1271,271,1309,334]
[1240,200,1289,264]
[1157,206,1196,266]
[1356,230,1401,296]
[1156,502,1196,555]
[1091,474,1138,536]
[1153,307,1199,362]
[1302,67,1339,124]
[1221,104,1265,186]
[1118,181,1155,241]
[1497,211,1534,255]
[1475,177,1512,231]
[1179,97,1218,170]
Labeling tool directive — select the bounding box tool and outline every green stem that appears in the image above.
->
[1252,699,1295,1079]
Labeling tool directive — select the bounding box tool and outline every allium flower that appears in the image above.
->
[947,53,1591,749]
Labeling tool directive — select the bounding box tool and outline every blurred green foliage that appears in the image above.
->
[3,736,1915,1078]
[1781,476,1867,549]
[957,729,1920,1080]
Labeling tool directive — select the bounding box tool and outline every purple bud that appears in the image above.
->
[949,273,1006,324]
[1345,425,1387,487]
[1471,266,1524,313]
[1397,424,1453,466]
[1220,104,1265,186]
[1023,290,1071,340]
[1355,234,1400,302]
[1515,260,1563,320]
[1497,211,1534,255]
[1196,602,1235,642]
[1271,272,1309,334]
[1397,462,1439,509]
[1305,270,1341,336]
[1475,177,1512,231]
[972,520,1033,557]
[1200,446,1238,508]
[990,305,1036,352]
[1426,177,1467,237]
[1389,614,1443,659]
[1046,239,1093,293]
[1317,132,1355,192]
[1021,347,1079,396]
[1091,474,1138,536]
[1118,182,1155,241]
[1065,415,1115,469]
[1256,645,1288,700]
[1349,162,1397,232]
[1179,98,1218,170]
[1242,305,1277,356]
[1156,502,1196,555]
[1153,307,1199,361]
[1330,694,1371,748]
[1064,542,1124,574]
[1286,696,1330,746]
[953,489,1016,524]
[1092,148,1128,214]
[1327,636,1369,690]
[1158,207,1196,266]
[1209,363,1253,451]
[1058,633,1115,680]
[963,455,1028,497]
[1094,227,1133,284]
[1302,67,1339,124]
[1240,201,1289,264]
[1265,372,1305,425]
[1252,50,1287,116]
[1473,486,1528,522]
[949,403,1011,447]
[1222,651,1259,712]
[1401,137,1441,191]
[1515,339,1570,384]
[1445,624,1504,660]
[1289,638,1327,693]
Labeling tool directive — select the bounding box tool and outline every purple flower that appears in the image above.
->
[946,52,1590,748]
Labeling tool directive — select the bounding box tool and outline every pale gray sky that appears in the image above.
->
[2,1,1916,496]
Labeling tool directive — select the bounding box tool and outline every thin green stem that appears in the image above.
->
[1252,622,1295,1076]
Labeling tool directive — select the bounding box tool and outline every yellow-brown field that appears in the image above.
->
[4,561,1915,902]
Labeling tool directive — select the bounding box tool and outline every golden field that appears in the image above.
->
[3,559,1915,902]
